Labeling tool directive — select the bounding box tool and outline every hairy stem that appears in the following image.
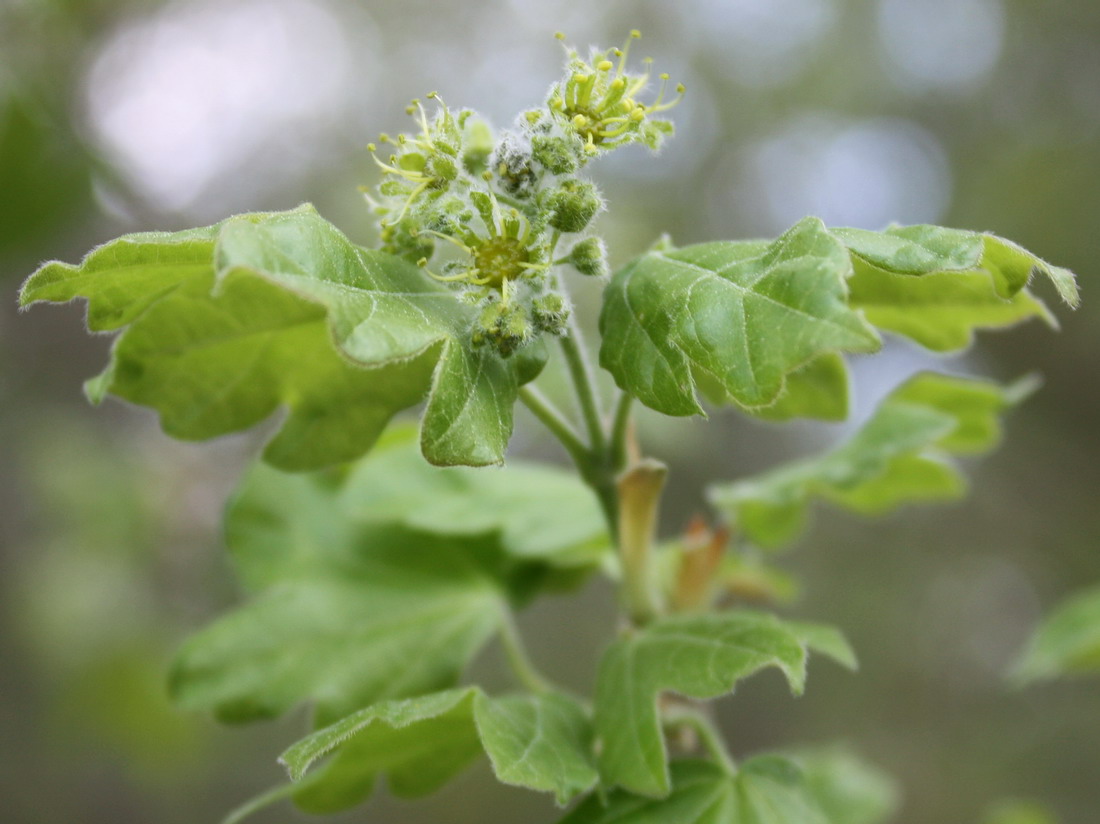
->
[665,706,738,776]
[500,611,553,694]
[559,319,607,455]
[519,385,589,467]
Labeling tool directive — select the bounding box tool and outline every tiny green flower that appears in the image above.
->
[547,30,684,155]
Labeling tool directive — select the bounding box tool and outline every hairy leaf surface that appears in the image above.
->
[559,758,828,824]
[19,205,544,468]
[1013,584,1100,682]
[709,372,1031,550]
[599,218,880,417]
[280,688,597,813]
[595,611,855,796]
[600,219,1075,421]
[836,225,1078,351]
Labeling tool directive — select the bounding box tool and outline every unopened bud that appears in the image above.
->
[545,179,602,233]
[531,293,570,335]
[531,134,579,175]
[566,237,608,277]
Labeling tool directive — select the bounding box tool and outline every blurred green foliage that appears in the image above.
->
[3,1,1098,822]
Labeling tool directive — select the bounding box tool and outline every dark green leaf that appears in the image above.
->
[1013,584,1100,683]
[599,218,880,418]
[280,688,597,813]
[559,758,828,824]
[594,612,854,796]
[19,205,544,468]
[709,372,1030,550]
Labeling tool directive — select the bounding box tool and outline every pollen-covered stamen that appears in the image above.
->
[552,30,682,150]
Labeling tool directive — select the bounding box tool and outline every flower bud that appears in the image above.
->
[531,134,580,175]
[492,133,537,198]
[566,236,608,277]
[544,179,602,233]
[474,300,533,357]
[531,293,571,335]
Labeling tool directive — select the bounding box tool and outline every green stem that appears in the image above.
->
[666,707,738,776]
[519,385,618,541]
[500,611,553,693]
[519,385,589,468]
[609,391,634,471]
[559,319,606,455]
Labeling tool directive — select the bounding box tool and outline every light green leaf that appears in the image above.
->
[558,758,828,824]
[337,426,609,567]
[709,372,1028,550]
[169,525,506,726]
[599,218,880,418]
[225,424,609,596]
[279,688,597,813]
[697,354,851,423]
[980,799,1060,824]
[835,225,1078,351]
[1012,584,1100,683]
[787,746,900,824]
[19,204,544,469]
[595,611,855,796]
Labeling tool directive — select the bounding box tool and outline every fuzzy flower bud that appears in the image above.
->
[566,236,608,277]
[531,293,571,335]
[531,134,580,175]
[545,179,602,233]
[473,300,533,357]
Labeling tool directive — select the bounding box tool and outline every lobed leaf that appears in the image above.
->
[594,611,855,796]
[280,688,597,813]
[19,205,544,469]
[169,525,506,727]
[558,758,828,824]
[226,424,609,596]
[172,425,608,728]
[1012,584,1100,683]
[599,219,880,418]
[599,219,1076,422]
[709,372,1031,550]
[835,225,1078,352]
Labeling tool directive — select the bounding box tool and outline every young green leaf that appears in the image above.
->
[786,746,900,824]
[709,372,1031,550]
[599,218,881,418]
[279,688,597,814]
[226,424,610,595]
[336,425,610,567]
[599,219,1076,422]
[835,225,1078,351]
[169,525,507,726]
[594,611,855,796]
[558,758,828,824]
[19,204,545,469]
[696,354,851,423]
[1012,584,1100,683]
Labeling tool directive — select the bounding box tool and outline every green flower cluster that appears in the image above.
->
[364,32,682,358]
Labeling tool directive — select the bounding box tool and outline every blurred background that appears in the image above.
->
[2,0,1098,821]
